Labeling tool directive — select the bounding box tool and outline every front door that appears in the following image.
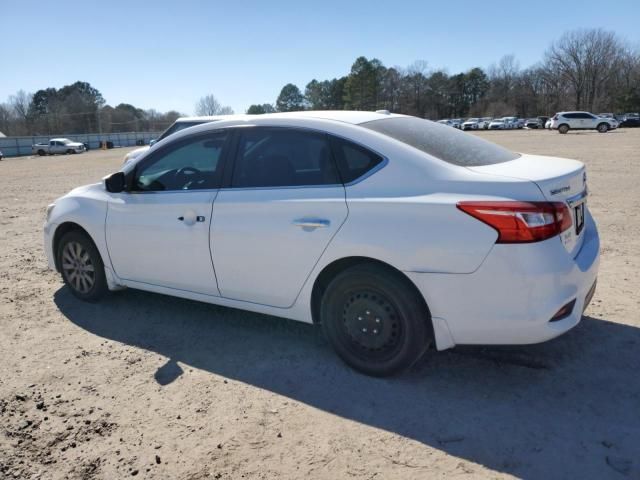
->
[211,127,348,308]
[106,131,230,296]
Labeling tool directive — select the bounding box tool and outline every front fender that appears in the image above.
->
[45,184,121,289]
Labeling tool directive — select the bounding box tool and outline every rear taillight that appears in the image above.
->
[457,201,572,243]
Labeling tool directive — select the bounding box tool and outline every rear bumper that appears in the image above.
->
[406,210,600,350]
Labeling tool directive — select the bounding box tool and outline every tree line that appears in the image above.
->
[2,28,638,137]
[253,28,639,119]
[0,81,188,137]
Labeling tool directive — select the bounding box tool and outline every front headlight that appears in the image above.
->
[46,204,55,222]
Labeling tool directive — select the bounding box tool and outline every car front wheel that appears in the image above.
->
[57,231,108,302]
[320,264,432,377]
[597,123,609,133]
[558,124,569,134]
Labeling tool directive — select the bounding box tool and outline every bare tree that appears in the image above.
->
[194,94,234,116]
[8,90,33,135]
[544,29,626,111]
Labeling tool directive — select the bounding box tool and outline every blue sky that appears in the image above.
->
[2,0,639,114]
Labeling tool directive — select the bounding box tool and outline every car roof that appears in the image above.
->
[251,110,403,125]
[174,115,237,123]
[51,138,72,141]
[174,111,402,126]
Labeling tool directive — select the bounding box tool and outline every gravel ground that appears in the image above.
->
[0,128,639,479]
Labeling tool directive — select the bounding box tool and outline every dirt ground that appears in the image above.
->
[0,128,639,479]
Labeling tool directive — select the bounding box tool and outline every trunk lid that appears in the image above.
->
[468,154,588,256]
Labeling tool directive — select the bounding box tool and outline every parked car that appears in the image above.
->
[525,118,542,129]
[32,138,86,156]
[461,118,483,130]
[437,119,456,127]
[549,111,616,134]
[450,119,462,129]
[123,115,235,164]
[480,117,492,129]
[619,117,640,128]
[537,116,549,128]
[44,111,599,377]
[488,117,512,130]
[0,149,3,160]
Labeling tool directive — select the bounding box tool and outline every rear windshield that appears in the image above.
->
[159,120,210,140]
[360,116,520,166]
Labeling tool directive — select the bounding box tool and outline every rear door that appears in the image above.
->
[211,127,348,308]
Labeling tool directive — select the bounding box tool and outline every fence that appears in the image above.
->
[0,131,162,158]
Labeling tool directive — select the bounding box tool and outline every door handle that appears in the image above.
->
[293,218,330,230]
[177,211,205,226]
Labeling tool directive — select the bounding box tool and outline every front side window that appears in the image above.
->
[360,116,520,166]
[231,128,339,188]
[134,132,228,191]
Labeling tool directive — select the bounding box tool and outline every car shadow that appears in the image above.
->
[54,287,640,478]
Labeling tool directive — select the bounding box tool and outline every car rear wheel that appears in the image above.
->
[57,231,108,302]
[38,150,46,156]
[597,123,609,133]
[320,264,432,377]
[558,124,569,134]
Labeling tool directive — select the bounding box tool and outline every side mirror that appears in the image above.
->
[104,172,126,193]
[149,139,157,146]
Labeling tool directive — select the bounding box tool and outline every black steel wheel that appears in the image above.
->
[321,263,432,376]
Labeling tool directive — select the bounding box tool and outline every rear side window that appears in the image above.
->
[231,128,340,188]
[329,136,384,183]
[360,116,520,166]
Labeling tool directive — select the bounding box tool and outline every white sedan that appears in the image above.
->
[44,111,599,376]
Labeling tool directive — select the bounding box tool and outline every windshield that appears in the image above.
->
[159,120,211,140]
[360,116,520,166]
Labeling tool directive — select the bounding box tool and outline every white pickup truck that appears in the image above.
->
[32,138,86,156]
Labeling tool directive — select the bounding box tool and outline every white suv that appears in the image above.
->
[549,111,615,134]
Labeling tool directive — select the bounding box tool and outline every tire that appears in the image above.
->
[558,124,569,134]
[320,264,432,377]
[66,149,74,154]
[38,150,46,156]
[57,230,108,302]
[597,123,609,133]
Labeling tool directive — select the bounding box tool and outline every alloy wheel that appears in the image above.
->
[61,241,95,294]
